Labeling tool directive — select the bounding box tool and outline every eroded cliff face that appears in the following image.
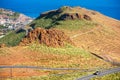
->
[20,28,73,47]
[59,13,92,21]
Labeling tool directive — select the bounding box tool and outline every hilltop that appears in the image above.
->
[30,6,120,62]
[30,6,120,29]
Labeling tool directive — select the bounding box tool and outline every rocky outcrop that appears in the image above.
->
[39,6,92,21]
[83,14,92,20]
[59,13,92,21]
[20,28,73,47]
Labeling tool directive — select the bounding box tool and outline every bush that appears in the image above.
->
[0,31,25,46]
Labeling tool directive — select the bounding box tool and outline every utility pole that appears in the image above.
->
[10,68,13,80]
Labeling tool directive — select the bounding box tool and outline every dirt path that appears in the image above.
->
[70,25,101,39]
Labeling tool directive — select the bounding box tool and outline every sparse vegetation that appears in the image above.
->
[0,31,25,46]
[8,71,89,80]
[31,18,53,29]
[92,72,120,80]
[28,43,90,58]
[5,71,120,80]
[0,48,10,56]
[54,20,97,31]
[30,16,97,30]
[30,6,97,30]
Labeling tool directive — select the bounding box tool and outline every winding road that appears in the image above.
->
[0,65,87,71]
[76,67,120,80]
[0,66,120,80]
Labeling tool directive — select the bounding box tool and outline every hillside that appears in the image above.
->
[30,6,120,63]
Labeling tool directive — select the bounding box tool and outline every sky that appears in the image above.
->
[0,0,120,19]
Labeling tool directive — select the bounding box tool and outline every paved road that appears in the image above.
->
[0,65,85,71]
[76,67,120,80]
[0,66,119,80]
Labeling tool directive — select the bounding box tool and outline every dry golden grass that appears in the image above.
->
[0,45,113,78]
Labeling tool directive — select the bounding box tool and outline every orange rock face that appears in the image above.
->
[20,28,73,47]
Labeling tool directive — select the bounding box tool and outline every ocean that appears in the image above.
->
[0,0,120,20]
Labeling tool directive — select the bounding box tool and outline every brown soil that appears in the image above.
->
[0,68,48,78]
[0,47,51,77]
[20,28,73,47]
[0,46,112,78]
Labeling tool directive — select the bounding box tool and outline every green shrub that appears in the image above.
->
[0,25,6,29]
[31,18,53,29]
[30,16,97,31]
[54,20,97,31]
[0,31,25,46]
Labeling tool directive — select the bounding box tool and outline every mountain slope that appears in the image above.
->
[30,6,120,62]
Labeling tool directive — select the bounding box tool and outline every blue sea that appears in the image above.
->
[0,0,120,20]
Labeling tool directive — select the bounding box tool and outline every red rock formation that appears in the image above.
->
[20,28,73,47]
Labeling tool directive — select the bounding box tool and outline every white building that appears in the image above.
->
[0,20,6,25]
